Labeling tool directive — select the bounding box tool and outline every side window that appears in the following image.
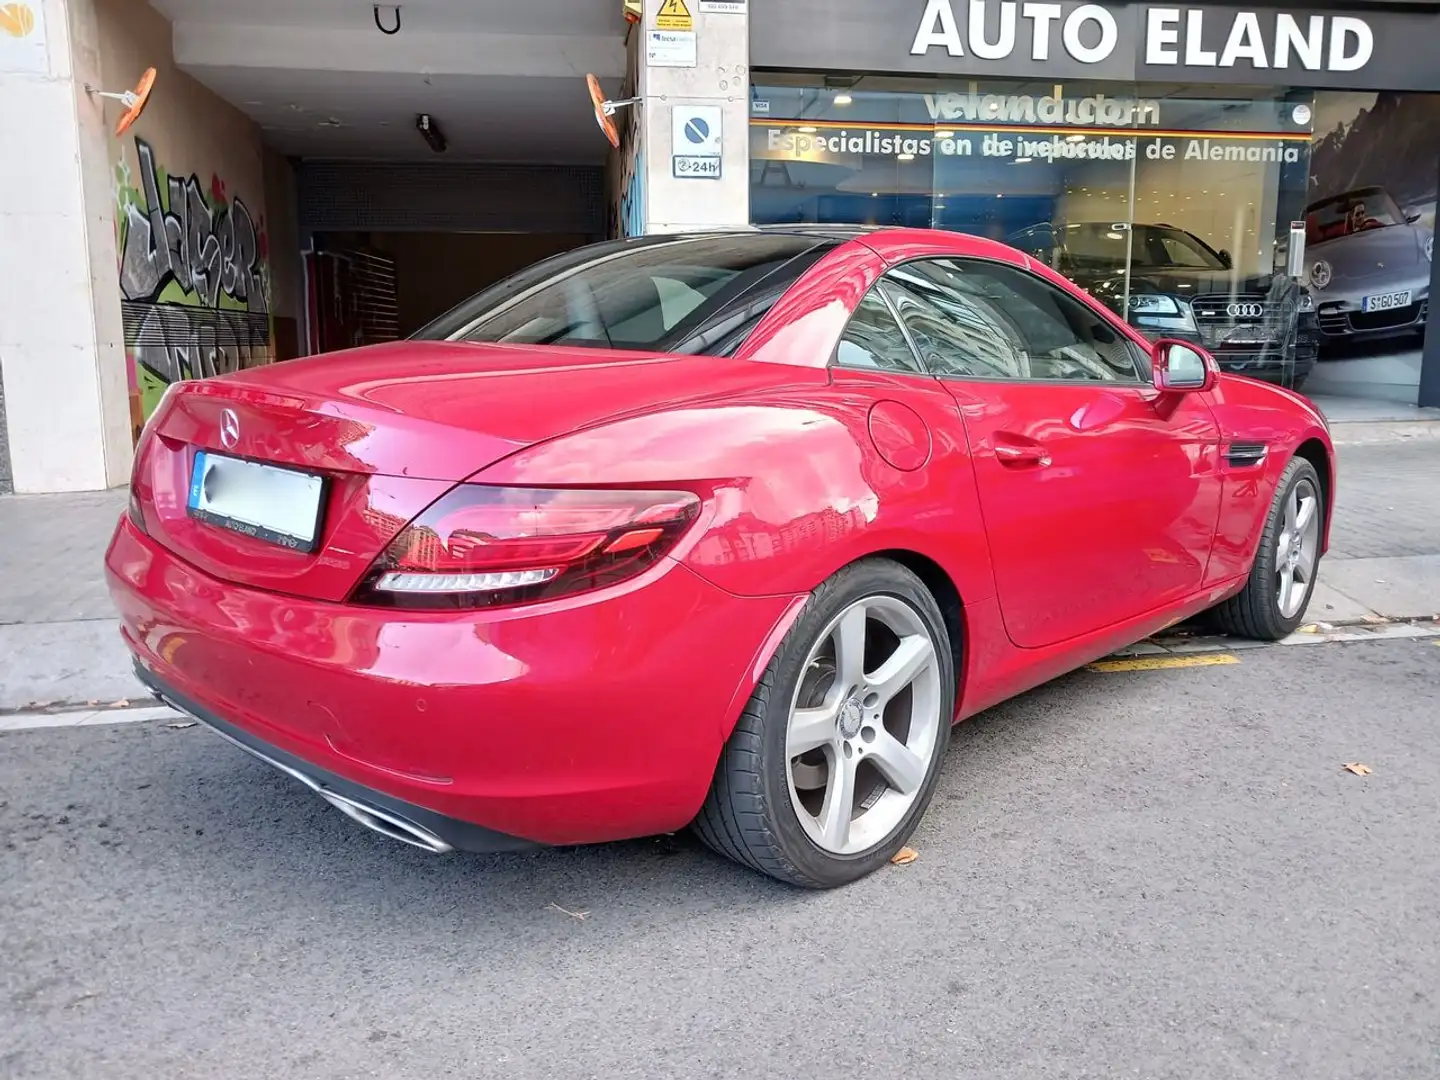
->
[882,263,1027,379]
[833,289,925,374]
[882,258,1143,384]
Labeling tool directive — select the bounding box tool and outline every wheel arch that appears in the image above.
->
[869,548,967,702]
[715,547,969,744]
[1292,436,1334,552]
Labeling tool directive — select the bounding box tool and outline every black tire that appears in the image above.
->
[1211,456,1325,640]
[691,558,955,888]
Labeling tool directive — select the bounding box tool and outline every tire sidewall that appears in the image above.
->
[754,559,955,887]
[1257,458,1323,634]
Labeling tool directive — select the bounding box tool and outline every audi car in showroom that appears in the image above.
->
[107,227,1335,888]
[1304,185,1432,350]
[1006,221,1320,390]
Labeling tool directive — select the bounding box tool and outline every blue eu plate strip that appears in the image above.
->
[188,451,208,510]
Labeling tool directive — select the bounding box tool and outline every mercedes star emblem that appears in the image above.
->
[220,408,241,449]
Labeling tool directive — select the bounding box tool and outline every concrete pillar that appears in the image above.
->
[0,0,131,493]
[637,0,750,233]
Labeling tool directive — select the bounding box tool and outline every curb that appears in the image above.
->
[0,703,181,733]
[1327,420,1440,446]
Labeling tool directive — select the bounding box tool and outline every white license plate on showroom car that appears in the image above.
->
[1362,290,1412,312]
[187,450,326,552]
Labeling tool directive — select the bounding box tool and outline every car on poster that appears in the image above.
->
[1304,185,1433,350]
[107,226,1335,889]
[1006,220,1319,390]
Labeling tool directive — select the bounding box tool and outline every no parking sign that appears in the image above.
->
[672,105,722,179]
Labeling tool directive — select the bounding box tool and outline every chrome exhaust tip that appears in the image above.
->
[315,788,453,854]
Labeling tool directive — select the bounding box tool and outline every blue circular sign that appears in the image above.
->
[683,117,710,144]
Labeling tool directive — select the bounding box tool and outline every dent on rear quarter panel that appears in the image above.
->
[1202,376,1335,584]
[471,376,996,602]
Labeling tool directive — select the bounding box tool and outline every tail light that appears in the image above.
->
[127,487,149,535]
[351,485,701,610]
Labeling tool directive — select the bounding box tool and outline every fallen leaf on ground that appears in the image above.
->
[1342,762,1373,776]
[546,902,589,921]
[166,721,197,730]
[1297,624,1319,633]
[109,699,131,708]
[891,846,919,865]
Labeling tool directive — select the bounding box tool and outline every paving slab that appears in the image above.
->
[0,619,143,712]
[1316,555,1440,622]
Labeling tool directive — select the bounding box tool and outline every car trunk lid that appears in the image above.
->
[131,340,782,602]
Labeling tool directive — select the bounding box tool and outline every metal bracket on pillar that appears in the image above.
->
[587,73,648,149]
[84,67,157,136]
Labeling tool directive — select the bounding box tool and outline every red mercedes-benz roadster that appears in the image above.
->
[106,226,1334,887]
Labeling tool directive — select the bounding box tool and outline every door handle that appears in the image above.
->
[993,436,1051,468]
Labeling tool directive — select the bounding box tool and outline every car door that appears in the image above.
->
[880,256,1223,650]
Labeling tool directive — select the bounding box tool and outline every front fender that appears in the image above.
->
[1202,376,1335,585]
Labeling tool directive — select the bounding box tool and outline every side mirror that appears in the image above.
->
[1217,248,1233,269]
[1152,339,1217,393]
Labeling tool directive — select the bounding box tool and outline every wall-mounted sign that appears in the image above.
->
[698,0,747,13]
[672,105,722,179]
[646,28,697,67]
[911,0,1373,74]
[749,0,1440,92]
[656,0,694,31]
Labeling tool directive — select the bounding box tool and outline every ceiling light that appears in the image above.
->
[1014,157,1032,164]
[833,93,853,106]
[415,112,447,153]
[898,152,916,161]
[1067,134,1085,142]
[935,129,955,139]
[798,125,817,133]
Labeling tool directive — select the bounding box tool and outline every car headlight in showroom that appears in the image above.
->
[1310,259,1333,289]
[1297,289,1315,313]
[1128,292,1197,331]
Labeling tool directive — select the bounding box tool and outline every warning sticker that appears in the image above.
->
[655,0,694,31]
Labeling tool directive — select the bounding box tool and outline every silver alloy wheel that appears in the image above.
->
[784,595,944,856]
[1276,477,1321,619]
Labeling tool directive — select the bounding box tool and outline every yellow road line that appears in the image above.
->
[1087,653,1240,673]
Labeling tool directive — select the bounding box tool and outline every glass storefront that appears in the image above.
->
[750,75,1321,390]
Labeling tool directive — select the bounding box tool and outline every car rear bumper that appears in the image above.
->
[137,664,537,854]
[106,517,799,850]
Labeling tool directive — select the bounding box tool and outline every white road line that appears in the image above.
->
[0,705,181,732]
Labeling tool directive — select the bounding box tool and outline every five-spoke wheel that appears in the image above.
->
[694,559,954,889]
[1212,456,1326,640]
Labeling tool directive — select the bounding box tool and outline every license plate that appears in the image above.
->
[188,451,325,552]
[1362,290,1412,312]
[1223,325,1275,345]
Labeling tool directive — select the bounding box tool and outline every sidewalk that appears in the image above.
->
[2,419,1438,713]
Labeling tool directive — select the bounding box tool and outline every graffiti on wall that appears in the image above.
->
[114,136,273,434]
[608,63,645,238]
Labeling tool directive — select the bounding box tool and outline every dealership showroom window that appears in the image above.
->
[745,0,1440,408]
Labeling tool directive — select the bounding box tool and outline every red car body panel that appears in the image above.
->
[106,227,1335,851]
[106,521,802,844]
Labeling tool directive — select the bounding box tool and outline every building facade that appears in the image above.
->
[2,0,1438,494]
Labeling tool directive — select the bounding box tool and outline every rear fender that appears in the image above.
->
[470,394,996,606]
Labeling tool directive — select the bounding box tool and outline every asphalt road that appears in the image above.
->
[4,638,1439,1080]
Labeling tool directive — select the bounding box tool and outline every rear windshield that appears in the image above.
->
[412,234,833,353]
